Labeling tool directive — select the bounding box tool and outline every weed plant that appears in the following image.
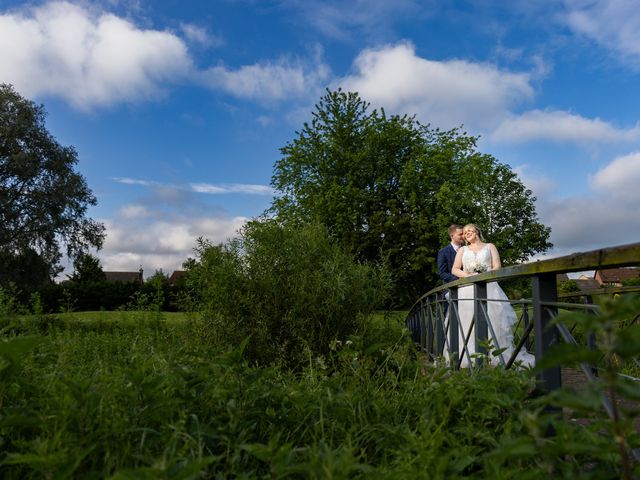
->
[1,293,638,478]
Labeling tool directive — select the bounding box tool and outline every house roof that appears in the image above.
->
[575,278,600,291]
[104,271,143,283]
[594,267,640,284]
[168,270,187,285]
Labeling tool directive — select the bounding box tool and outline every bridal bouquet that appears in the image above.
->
[468,261,488,274]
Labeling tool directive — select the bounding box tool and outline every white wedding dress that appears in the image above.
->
[446,245,535,368]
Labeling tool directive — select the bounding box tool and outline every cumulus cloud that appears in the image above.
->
[590,151,640,200]
[536,151,640,257]
[200,55,330,103]
[512,164,557,197]
[0,1,332,108]
[337,42,534,131]
[492,109,640,143]
[538,195,637,257]
[179,22,222,47]
[0,1,192,109]
[565,0,640,66]
[99,208,247,274]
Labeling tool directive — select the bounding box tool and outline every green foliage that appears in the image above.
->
[0,301,638,478]
[270,89,551,305]
[529,294,640,479]
[0,284,20,319]
[558,279,580,294]
[0,83,105,290]
[31,281,141,313]
[186,219,391,367]
[68,252,106,283]
[0,249,53,295]
[140,269,171,311]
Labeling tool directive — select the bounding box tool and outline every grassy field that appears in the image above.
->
[0,308,636,478]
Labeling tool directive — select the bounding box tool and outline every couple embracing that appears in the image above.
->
[437,224,534,368]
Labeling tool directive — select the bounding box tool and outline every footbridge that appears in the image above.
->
[406,241,640,399]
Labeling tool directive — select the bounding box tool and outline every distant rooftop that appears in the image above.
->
[104,270,143,283]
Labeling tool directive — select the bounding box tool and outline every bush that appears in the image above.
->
[38,281,142,313]
[187,220,391,367]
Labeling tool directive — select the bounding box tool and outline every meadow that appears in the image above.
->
[1,306,638,479]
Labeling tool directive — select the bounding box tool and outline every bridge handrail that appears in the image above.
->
[410,241,640,311]
[405,241,640,462]
[405,240,640,375]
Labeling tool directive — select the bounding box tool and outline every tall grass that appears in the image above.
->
[1,300,638,478]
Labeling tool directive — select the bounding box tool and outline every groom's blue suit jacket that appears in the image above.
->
[437,244,458,284]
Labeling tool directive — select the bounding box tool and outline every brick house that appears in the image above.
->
[168,270,187,286]
[594,267,640,287]
[104,269,144,284]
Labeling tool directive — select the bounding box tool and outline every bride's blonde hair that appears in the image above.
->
[463,223,486,242]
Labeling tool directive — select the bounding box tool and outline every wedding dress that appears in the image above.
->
[446,245,535,368]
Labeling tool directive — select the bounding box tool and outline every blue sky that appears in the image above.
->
[1,0,639,277]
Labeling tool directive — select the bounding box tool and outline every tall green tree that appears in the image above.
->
[68,253,106,283]
[270,89,551,305]
[0,84,105,288]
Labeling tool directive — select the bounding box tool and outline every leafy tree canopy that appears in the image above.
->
[68,252,106,283]
[0,84,105,287]
[186,220,390,367]
[270,89,552,305]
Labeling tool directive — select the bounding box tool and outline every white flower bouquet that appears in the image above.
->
[467,261,488,274]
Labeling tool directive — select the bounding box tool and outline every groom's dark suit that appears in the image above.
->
[437,243,458,284]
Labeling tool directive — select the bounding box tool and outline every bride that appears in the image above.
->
[448,224,535,368]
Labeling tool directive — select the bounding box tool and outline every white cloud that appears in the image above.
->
[190,183,274,195]
[536,151,640,257]
[337,42,534,131]
[99,208,247,274]
[590,151,640,200]
[286,0,425,40]
[539,195,637,256]
[119,205,150,219]
[492,109,640,143]
[179,22,222,47]
[200,56,330,103]
[566,0,640,66]
[0,1,192,109]
[111,177,159,187]
[513,164,557,197]
[111,176,273,195]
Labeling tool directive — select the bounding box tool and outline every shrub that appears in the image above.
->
[38,280,142,313]
[186,220,391,367]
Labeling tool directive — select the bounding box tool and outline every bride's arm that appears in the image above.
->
[489,243,501,270]
[452,247,467,278]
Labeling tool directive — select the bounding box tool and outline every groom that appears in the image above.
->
[437,224,464,284]
[437,224,464,318]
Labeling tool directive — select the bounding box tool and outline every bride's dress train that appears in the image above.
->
[445,245,535,368]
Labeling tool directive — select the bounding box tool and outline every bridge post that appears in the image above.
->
[532,274,561,392]
[448,288,459,368]
[418,299,426,352]
[425,297,434,358]
[474,282,488,367]
[522,304,531,352]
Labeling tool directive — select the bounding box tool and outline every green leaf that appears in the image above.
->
[534,343,601,371]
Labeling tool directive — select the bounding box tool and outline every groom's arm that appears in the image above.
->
[437,248,458,284]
